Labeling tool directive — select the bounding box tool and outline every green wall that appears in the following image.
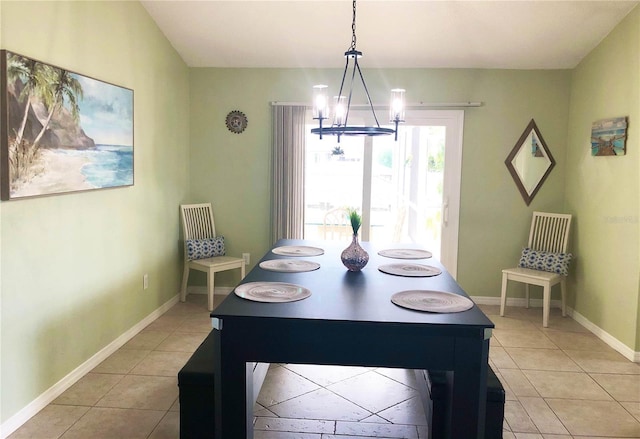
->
[189,68,571,294]
[0,1,190,423]
[565,6,640,350]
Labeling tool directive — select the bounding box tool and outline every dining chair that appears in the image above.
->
[180,203,245,311]
[500,211,573,327]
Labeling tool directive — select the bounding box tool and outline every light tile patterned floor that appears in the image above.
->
[7,296,640,439]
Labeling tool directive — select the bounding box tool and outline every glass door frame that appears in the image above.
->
[404,110,464,278]
[361,109,463,277]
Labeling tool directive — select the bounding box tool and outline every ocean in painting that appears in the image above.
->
[62,144,133,188]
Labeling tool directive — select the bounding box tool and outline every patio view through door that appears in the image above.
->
[304,110,463,277]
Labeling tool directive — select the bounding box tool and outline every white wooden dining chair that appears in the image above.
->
[180,203,245,311]
[322,207,351,241]
[500,211,572,327]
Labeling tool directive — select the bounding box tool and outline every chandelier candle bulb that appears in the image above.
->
[333,96,347,126]
[390,89,406,122]
[312,85,329,119]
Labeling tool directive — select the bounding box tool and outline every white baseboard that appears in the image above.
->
[568,308,639,362]
[471,295,562,308]
[471,295,639,363]
[0,294,179,439]
[187,285,233,295]
[216,287,233,295]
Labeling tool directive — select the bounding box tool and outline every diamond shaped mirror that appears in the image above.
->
[505,119,555,206]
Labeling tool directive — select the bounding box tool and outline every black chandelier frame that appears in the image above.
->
[311,0,403,142]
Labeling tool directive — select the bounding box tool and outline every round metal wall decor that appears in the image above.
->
[225,110,248,134]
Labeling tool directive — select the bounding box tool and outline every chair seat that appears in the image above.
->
[502,267,563,283]
[190,255,244,271]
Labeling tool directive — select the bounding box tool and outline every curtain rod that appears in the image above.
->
[270,101,483,108]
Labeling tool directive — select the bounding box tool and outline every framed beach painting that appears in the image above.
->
[591,117,627,156]
[0,50,133,200]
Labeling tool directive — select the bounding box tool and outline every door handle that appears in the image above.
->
[443,197,449,226]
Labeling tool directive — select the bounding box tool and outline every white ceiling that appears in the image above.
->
[141,0,638,69]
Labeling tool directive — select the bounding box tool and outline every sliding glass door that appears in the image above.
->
[304,110,463,276]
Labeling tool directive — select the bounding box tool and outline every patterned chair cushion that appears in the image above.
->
[519,248,572,276]
[186,237,225,260]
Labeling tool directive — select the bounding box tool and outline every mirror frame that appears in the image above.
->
[505,119,555,206]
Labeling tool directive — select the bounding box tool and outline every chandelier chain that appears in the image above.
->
[350,0,357,51]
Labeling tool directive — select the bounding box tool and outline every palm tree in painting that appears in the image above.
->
[32,68,83,148]
[5,53,84,188]
[6,53,48,151]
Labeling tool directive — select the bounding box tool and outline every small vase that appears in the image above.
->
[341,234,369,271]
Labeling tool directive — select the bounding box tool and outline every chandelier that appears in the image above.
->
[311,0,405,142]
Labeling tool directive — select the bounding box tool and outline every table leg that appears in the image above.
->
[213,327,253,438]
[451,337,489,439]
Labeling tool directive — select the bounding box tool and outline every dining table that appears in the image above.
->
[211,239,494,438]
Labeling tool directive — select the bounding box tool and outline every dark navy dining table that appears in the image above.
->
[211,239,494,438]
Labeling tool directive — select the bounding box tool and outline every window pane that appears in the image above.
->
[369,137,402,243]
[304,131,363,241]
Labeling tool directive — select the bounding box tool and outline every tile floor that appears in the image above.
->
[8,295,640,439]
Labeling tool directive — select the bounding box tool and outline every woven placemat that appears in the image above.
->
[391,290,473,313]
[259,259,321,273]
[272,246,324,257]
[234,282,311,303]
[378,263,442,277]
[378,249,432,259]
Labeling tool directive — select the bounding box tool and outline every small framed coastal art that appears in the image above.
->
[591,117,628,156]
[0,50,133,200]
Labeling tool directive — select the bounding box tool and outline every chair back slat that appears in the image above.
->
[528,211,571,253]
[181,203,217,241]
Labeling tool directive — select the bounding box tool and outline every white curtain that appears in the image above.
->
[271,105,306,243]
